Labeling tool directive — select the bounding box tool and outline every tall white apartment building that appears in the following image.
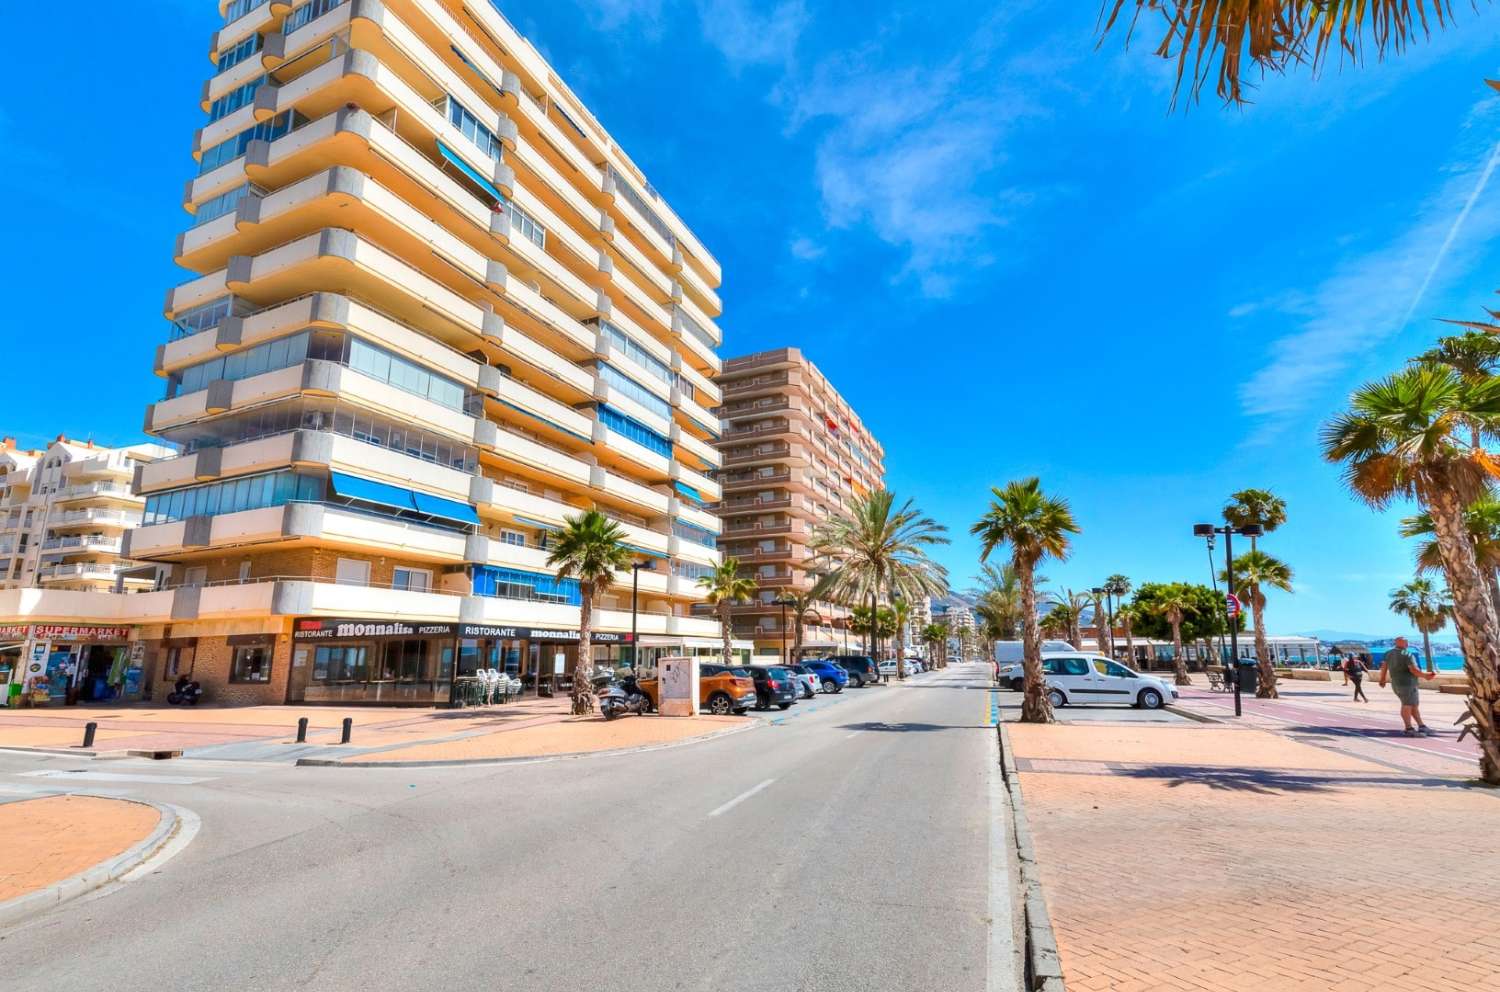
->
[3,0,726,707]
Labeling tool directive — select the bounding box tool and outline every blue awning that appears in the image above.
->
[674,482,704,503]
[514,516,559,532]
[435,140,503,203]
[623,544,669,559]
[413,491,481,525]
[330,472,414,512]
[331,472,480,525]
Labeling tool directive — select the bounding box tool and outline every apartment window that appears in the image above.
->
[230,644,273,683]
[335,558,370,586]
[208,76,266,122]
[191,184,256,227]
[598,364,670,420]
[165,645,194,678]
[182,566,208,588]
[167,331,312,397]
[471,565,581,605]
[169,296,238,341]
[223,0,268,22]
[672,520,717,548]
[284,0,346,34]
[608,167,674,245]
[199,110,305,174]
[446,96,503,161]
[216,32,263,72]
[143,471,322,526]
[498,530,527,547]
[346,336,471,412]
[507,202,546,249]
[596,405,671,458]
[312,644,368,681]
[672,560,714,580]
[392,567,431,592]
[238,560,253,582]
[596,320,670,384]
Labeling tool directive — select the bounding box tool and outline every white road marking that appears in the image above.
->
[0,782,134,797]
[707,778,775,818]
[118,803,201,882]
[844,732,860,739]
[17,770,214,785]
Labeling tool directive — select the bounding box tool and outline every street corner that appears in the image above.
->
[0,793,188,928]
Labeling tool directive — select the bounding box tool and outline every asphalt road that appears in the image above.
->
[0,663,1016,992]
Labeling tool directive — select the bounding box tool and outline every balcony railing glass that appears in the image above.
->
[597,363,669,420]
[208,76,266,123]
[199,110,306,175]
[471,564,580,605]
[285,0,346,34]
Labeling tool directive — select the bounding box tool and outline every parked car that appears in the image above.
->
[745,665,799,710]
[824,655,880,688]
[636,663,756,715]
[800,659,848,693]
[1040,655,1178,710]
[789,664,819,699]
[905,657,925,674]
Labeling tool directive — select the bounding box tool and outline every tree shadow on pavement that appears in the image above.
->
[1117,764,1488,795]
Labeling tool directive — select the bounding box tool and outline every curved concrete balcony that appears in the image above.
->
[478,423,592,488]
[210,1,287,58]
[669,499,720,534]
[53,483,140,507]
[48,508,140,532]
[470,475,585,529]
[671,406,721,454]
[590,420,670,480]
[588,465,669,516]
[670,462,720,503]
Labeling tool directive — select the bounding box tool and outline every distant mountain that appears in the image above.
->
[1294,628,1416,643]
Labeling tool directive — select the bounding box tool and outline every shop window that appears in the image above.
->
[230,645,272,683]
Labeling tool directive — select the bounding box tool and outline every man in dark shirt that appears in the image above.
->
[1378,637,1437,736]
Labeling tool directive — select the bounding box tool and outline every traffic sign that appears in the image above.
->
[1225,593,1241,617]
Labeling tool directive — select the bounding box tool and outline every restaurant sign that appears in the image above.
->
[293,619,457,640]
[457,624,631,643]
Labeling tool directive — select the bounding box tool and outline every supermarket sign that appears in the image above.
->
[30,625,133,641]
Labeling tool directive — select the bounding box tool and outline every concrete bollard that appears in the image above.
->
[296,717,309,743]
[340,717,353,744]
[82,722,98,749]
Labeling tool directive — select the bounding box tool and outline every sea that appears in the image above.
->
[1428,653,1467,672]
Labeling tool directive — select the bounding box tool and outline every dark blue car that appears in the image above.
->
[800,659,849,693]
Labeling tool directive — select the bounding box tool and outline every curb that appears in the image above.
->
[1165,704,1220,724]
[0,745,101,758]
[294,718,759,768]
[998,724,1066,992]
[0,795,182,930]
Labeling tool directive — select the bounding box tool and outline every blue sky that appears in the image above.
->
[3,1,1500,635]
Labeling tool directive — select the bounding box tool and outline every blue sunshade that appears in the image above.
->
[674,482,703,503]
[413,491,481,525]
[436,140,504,202]
[331,472,480,525]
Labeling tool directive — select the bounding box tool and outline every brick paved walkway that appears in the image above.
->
[0,795,160,902]
[1010,708,1500,991]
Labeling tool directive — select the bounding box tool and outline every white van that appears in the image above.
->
[1039,654,1178,710]
[995,640,1075,684]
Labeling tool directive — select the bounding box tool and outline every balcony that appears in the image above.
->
[54,482,139,505]
[39,535,125,557]
[48,508,139,531]
[62,455,133,481]
[36,562,141,585]
[124,502,468,562]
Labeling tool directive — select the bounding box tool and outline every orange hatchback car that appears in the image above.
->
[637,663,757,715]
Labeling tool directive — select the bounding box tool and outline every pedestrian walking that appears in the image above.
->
[1345,653,1368,702]
[1378,637,1437,736]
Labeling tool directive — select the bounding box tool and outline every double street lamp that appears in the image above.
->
[1191,522,1262,717]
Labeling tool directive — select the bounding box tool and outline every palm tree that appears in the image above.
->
[1223,488,1287,556]
[1098,1,1470,107]
[921,623,947,669]
[1153,587,1194,687]
[1039,604,1073,641]
[546,510,633,714]
[808,490,950,671]
[850,605,895,653]
[784,572,837,663]
[1047,588,1091,649]
[1115,601,1139,670]
[1322,364,1500,783]
[972,478,1081,723]
[1104,574,1132,656]
[1414,329,1500,447]
[1223,551,1294,698]
[1389,578,1453,675]
[697,558,757,668]
[890,598,914,679]
[1091,587,1112,657]
[1400,498,1500,617]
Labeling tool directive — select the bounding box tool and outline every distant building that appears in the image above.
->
[0,436,173,592]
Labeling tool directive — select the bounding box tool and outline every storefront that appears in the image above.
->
[457,624,627,697]
[288,618,458,705]
[12,625,143,706]
[0,624,28,705]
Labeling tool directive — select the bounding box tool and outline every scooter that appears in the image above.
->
[598,674,650,720]
[167,677,203,706]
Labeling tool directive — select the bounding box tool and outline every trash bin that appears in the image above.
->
[1236,663,1258,693]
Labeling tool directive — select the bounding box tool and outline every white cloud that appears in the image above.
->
[696,0,807,69]
[588,0,665,30]
[1238,95,1500,441]
[788,236,825,260]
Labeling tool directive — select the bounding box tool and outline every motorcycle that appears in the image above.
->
[598,674,650,721]
[167,677,203,706]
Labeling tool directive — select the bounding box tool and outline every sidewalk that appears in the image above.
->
[0,795,161,903]
[1008,691,1500,991]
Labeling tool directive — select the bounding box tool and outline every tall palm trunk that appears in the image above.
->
[792,610,804,664]
[1169,614,1189,686]
[1421,628,1435,675]
[1095,596,1111,657]
[1249,588,1279,698]
[574,581,596,714]
[719,599,733,666]
[1018,561,1053,723]
[1123,617,1135,669]
[1423,482,1500,784]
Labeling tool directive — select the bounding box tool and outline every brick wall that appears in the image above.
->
[195,548,440,587]
[182,634,293,706]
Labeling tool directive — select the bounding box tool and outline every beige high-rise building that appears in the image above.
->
[2,0,726,706]
[710,348,885,658]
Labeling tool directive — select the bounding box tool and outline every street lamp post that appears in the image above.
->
[776,596,793,667]
[1193,522,1262,717]
[630,561,655,671]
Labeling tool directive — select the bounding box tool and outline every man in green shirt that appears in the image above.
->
[1378,637,1437,737]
